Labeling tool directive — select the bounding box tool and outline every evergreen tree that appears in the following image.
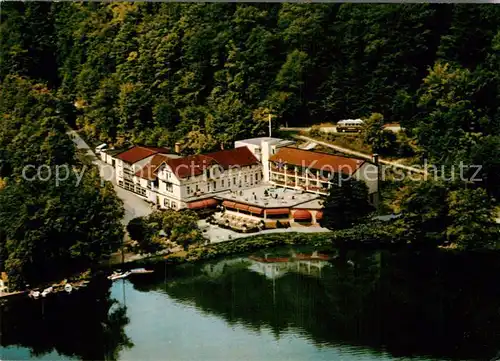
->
[321,178,374,230]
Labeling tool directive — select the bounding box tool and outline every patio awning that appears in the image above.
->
[265,208,289,216]
[293,209,312,221]
[234,203,249,212]
[222,200,236,208]
[187,198,218,210]
[248,206,263,215]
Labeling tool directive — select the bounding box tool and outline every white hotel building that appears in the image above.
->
[108,137,379,226]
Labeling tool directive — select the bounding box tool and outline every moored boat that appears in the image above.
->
[130,268,154,275]
[41,287,53,297]
[108,271,131,281]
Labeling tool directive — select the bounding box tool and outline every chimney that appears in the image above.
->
[174,142,181,154]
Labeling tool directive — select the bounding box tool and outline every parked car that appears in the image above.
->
[95,143,107,154]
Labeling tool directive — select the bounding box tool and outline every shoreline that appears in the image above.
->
[5,230,498,301]
[0,271,93,301]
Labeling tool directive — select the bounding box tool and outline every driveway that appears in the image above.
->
[297,134,426,175]
[68,130,153,226]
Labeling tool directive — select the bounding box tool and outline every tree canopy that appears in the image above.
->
[0,76,124,289]
[396,180,499,250]
[1,3,499,262]
[128,210,203,254]
[321,178,374,230]
[2,3,499,156]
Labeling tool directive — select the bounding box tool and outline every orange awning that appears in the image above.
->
[187,198,218,210]
[222,200,236,208]
[234,203,249,212]
[293,209,312,221]
[265,208,289,216]
[315,211,323,220]
[248,206,263,215]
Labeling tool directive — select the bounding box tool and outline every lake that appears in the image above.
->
[2,248,500,361]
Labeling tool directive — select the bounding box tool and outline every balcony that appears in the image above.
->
[306,186,328,195]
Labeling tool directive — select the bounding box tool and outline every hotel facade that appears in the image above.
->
[106,137,379,229]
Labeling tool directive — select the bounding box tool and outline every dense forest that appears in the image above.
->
[1,3,499,286]
[0,75,125,289]
[1,3,500,156]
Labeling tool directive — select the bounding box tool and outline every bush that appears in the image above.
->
[309,125,323,138]
[373,130,397,155]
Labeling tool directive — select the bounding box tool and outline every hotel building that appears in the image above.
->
[110,137,379,229]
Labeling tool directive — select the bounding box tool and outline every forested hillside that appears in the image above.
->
[0,3,499,281]
[2,3,499,156]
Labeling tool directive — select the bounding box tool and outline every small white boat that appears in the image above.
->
[108,271,131,281]
[130,268,154,275]
[64,283,72,293]
[41,287,53,297]
[30,290,40,299]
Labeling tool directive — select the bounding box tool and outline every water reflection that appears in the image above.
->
[0,275,133,360]
[141,249,500,360]
[2,249,500,361]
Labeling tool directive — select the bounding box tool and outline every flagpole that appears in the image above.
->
[268,113,272,137]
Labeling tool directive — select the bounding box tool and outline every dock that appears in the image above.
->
[0,290,29,300]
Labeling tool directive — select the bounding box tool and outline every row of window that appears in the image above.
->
[163,198,177,209]
[123,180,135,191]
[186,172,261,195]
[135,185,147,197]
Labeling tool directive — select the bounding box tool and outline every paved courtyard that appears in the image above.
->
[198,218,329,244]
[218,184,322,209]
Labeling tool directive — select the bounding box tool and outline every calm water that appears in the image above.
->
[2,248,500,361]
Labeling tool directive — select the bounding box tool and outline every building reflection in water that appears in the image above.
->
[201,251,331,280]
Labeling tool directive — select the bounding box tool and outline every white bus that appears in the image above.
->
[336,119,364,133]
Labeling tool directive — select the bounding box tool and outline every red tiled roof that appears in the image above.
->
[134,155,172,180]
[161,147,259,179]
[205,147,259,169]
[269,147,364,175]
[116,146,170,164]
[164,154,216,179]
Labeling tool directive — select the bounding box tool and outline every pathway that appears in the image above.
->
[280,123,401,134]
[296,135,426,175]
[67,129,153,226]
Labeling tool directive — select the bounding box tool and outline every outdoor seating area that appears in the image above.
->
[211,212,263,233]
